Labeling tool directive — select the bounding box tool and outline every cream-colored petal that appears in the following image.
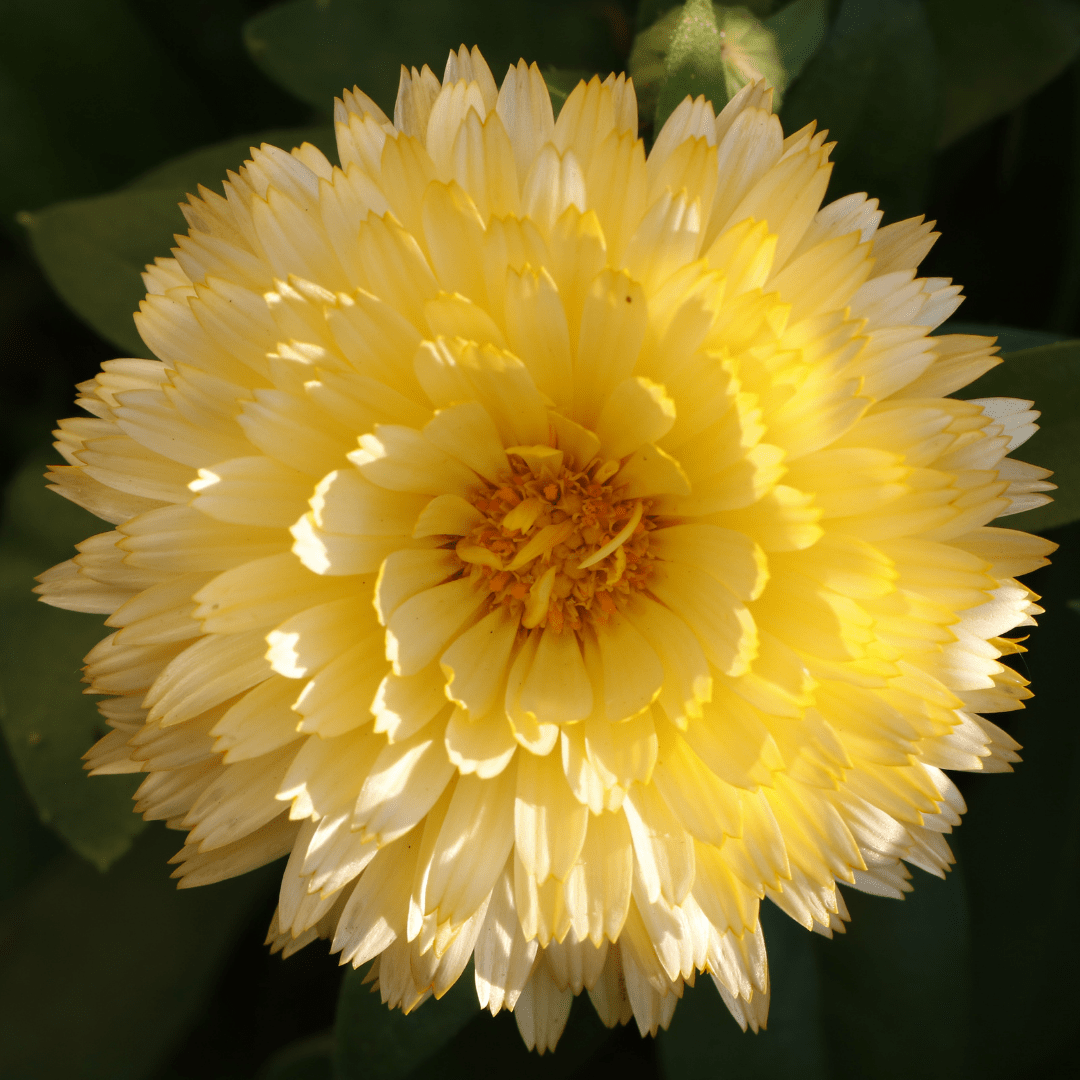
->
[648,562,758,677]
[440,605,519,717]
[294,631,386,738]
[474,860,539,1014]
[414,337,550,448]
[587,944,634,1028]
[422,400,508,483]
[622,595,712,726]
[444,46,499,110]
[394,64,442,139]
[277,728,382,822]
[504,267,574,410]
[594,615,664,723]
[372,663,448,742]
[514,962,573,1054]
[595,377,676,460]
[375,548,460,623]
[352,717,455,844]
[332,837,418,967]
[444,706,518,778]
[350,424,478,497]
[386,577,487,676]
[519,626,594,726]
[144,630,271,727]
[266,595,372,679]
[193,552,354,634]
[553,75,616,172]
[412,493,485,538]
[211,674,302,762]
[650,522,768,601]
[421,764,517,926]
[496,60,555,183]
[613,442,691,498]
[623,783,695,906]
[515,747,589,885]
[583,697,657,791]
[574,269,646,426]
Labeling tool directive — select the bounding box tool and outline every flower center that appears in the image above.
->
[456,452,657,634]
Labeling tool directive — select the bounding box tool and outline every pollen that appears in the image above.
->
[455,451,657,632]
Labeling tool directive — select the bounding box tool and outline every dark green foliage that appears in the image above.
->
[0,826,273,1080]
[23,127,333,355]
[659,905,830,1079]
[925,0,1080,147]
[0,453,146,869]
[964,340,1080,531]
[244,0,622,114]
[952,524,1080,1078]
[781,0,940,218]
[333,964,480,1078]
[2,2,1080,1078]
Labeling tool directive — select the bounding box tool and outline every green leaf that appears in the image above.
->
[631,1,818,138]
[924,0,1080,147]
[635,0,781,24]
[243,0,616,116]
[258,1033,334,1080]
[21,191,188,358]
[652,1,730,133]
[541,67,594,118]
[334,961,479,1079]
[0,0,214,228]
[0,824,273,1080]
[628,5,685,130]
[0,453,144,869]
[0,734,63,911]
[636,0,684,26]
[962,340,1080,532]
[21,127,332,356]
[952,516,1080,1076]
[780,0,939,218]
[638,0,778,24]
[658,903,829,1079]
[812,872,971,1079]
[765,0,828,81]
[398,994,611,1079]
[942,321,1068,355]
[125,128,336,193]
[641,1,787,135]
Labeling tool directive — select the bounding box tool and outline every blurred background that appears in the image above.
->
[1,1,1078,1077]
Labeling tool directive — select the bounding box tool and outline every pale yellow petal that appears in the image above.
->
[422,765,517,925]
[519,626,594,726]
[444,706,518,778]
[515,747,589,885]
[352,718,455,844]
[495,60,555,183]
[440,605,519,717]
[594,615,664,723]
[386,577,487,676]
[474,861,539,1014]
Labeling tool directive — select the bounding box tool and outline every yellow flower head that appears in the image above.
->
[39,46,1055,1050]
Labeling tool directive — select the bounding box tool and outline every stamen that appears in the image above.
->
[522,565,557,628]
[456,540,503,569]
[506,520,576,571]
[578,501,643,569]
[502,497,546,533]
[606,544,627,586]
[594,459,620,484]
[459,452,656,634]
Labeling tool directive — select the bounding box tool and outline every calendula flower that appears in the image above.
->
[38,46,1054,1051]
